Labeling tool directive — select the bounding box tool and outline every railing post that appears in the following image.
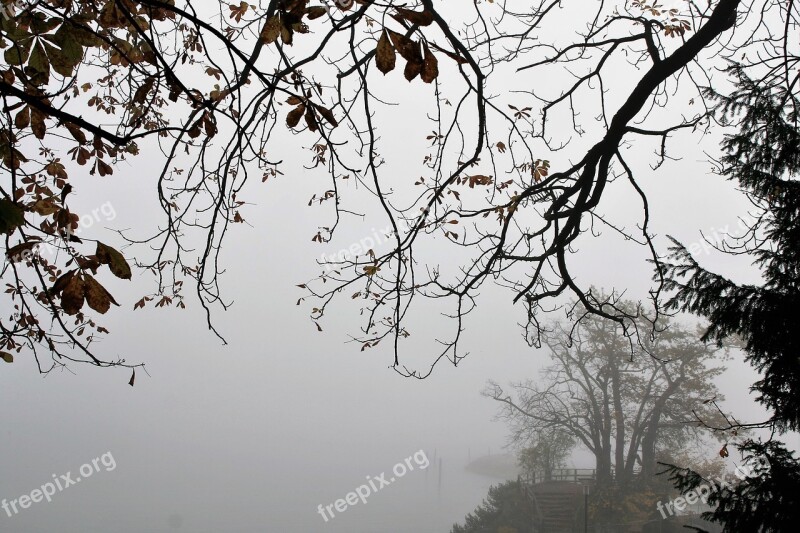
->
[584,484,589,533]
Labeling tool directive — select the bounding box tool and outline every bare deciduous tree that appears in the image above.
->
[0,0,795,380]
[486,303,727,487]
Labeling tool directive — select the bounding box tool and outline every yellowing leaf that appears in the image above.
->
[28,40,50,85]
[47,28,84,77]
[31,198,59,216]
[260,16,281,44]
[83,274,119,314]
[96,242,132,280]
[281,23,293,45]
[4,38,31,66]
[363,265,381,276]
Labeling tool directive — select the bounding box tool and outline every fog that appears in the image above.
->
[1,2,795,532]
[2,127,785,531]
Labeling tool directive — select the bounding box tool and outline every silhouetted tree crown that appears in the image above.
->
[0,0,794,384]
[659,65,800,532]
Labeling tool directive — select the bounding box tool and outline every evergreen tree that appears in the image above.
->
[658,65,800,532]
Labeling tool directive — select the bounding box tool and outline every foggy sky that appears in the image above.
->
[1,2,794,532]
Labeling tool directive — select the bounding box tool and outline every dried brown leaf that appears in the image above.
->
[61,274,85,315]
[316,104,338,127]
[287,104,305,128]
[83,274,119,314]
[96,242,132,280]
[421,42,438,83]
[376,30,396,75]
[396,8,434,26]
[260,15,281,44]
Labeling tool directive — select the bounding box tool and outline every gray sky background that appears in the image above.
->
[1,2,794,532]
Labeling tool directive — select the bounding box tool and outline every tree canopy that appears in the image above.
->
[0,0,796,379]
[487,304,727,527]
[489,307,726,480]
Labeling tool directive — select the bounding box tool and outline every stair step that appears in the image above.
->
[528,481,586,533]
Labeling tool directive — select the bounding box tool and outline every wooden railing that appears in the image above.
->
[523,468,597,485]
[522,466,644,485]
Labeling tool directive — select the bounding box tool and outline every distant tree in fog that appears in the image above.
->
[486,298,728,526]
[517,428,575,482]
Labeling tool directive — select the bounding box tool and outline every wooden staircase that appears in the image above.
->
[529,481,585,533]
